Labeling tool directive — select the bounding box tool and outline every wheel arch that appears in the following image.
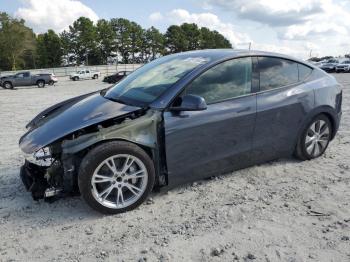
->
[61,110,165,188]
[295,105,338,146]
[69,138,164,189]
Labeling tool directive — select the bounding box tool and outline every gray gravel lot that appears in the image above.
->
[0,75,349,262]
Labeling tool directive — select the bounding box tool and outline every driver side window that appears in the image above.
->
[185,57,252,104]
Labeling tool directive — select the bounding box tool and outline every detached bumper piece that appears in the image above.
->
[20,161,49,200]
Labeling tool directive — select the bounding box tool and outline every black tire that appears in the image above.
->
[48,80,54,85]
[78,141,155,214]
[3,81,13,89]
[93,74,98,79]
[37,80,45,88]
[73,76,79,81]
[295,114,332,160]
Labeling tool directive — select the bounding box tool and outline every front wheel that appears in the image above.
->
[295,114,332,160]
[3,81,13,89]
[93,74,99,79]
[78,141,155,214]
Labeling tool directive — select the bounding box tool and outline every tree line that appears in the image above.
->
[0,12,232,71]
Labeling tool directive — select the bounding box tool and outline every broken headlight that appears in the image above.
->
[24,147,54,167]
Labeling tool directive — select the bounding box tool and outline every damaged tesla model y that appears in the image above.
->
[19,50,342,214]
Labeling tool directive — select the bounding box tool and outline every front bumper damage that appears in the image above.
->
[20,161,49,200]
[20,152,77,201]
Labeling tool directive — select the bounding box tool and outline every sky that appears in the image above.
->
[1,0,350,59]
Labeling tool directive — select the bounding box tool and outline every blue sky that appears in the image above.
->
[1,0,350,58]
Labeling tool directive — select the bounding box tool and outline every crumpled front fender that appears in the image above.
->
[61,110,162,154]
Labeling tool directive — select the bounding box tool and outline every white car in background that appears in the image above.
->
[335,61,350,73]
[70,69,101,81]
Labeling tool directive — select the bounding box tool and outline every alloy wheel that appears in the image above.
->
[91,154,148,209]
[305,119,330,157]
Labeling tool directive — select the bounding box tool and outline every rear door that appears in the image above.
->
[252,56,314,161]
[164,57,257,186]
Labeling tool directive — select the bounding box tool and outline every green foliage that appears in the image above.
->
[143,26,165,62]
[0,12,36,70]
[96,19,116,64]
[0,12,233,70]
[165,23,232,53]
[36,29,63,68]
[67,17,97,65]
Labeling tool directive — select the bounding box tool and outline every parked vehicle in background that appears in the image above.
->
[19,50,342,214]
[320,63,338,73]
[335,61,350,73]
[103,71,132,84]
[0,72,57,89]
[70,69,101,81]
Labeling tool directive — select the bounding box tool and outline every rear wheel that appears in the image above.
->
[73,76,79,81]
[37,80,45,88]
[78,141,155,214]
[93,74,99,79]
[295,114,332,160]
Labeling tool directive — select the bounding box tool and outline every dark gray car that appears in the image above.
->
[19,50,342,214]
[0,71,57,89]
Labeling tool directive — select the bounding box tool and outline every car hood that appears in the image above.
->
[19,92,142,154]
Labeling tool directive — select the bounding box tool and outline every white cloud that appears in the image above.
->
[149,12,163,22]
[207,0,323,26]
[205,0,350,56]
[15,0,99,33]
[166,9,251,46]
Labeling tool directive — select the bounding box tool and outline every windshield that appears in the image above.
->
[104,54,211,106]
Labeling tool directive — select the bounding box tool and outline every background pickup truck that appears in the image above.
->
[69,69,101,81]
[0,71,57,89]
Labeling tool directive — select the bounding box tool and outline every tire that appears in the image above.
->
[37,80,45,88]
[3,81,13,89]
[48,80,54,85]
[93,74,99,79]
[78,141,155,214]
[73,76,79,81]
[295,114,332,160]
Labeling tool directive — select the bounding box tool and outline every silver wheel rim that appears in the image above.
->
[91,154,148,209]
[5,83,10,88]
[305,120,330,157]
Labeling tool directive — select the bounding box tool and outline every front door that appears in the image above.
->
[163,57,257,186]
[14,72,30,86]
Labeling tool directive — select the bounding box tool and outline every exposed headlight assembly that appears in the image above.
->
[24,147,54,167]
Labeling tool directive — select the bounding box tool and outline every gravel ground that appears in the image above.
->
[0,75,349,262]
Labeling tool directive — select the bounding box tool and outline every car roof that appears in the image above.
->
[171,49,314,68]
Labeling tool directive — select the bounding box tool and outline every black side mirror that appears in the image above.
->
[170,94,207,112]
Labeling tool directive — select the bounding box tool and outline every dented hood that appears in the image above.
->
[19,92,142,154]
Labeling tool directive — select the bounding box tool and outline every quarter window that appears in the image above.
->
[258,57,298,91]
[298,64,313,81]
[186,57,252,104]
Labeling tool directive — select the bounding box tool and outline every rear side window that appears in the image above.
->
[298,64,313,81]
[258,57,298,91]
[186,57,252,104]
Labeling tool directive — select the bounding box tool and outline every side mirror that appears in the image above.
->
[170,94,207,112]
